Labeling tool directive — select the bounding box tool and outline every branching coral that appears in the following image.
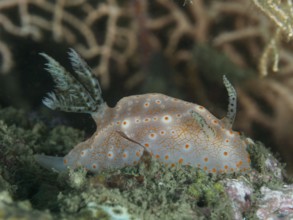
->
[213,0,293,77]
[0,0,136,87]
[1,0,293,87]
[251,0,293,76]
[237,75,293,173]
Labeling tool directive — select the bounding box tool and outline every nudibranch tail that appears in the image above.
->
[40,49,104,114]
[34,155,67,172]
[222,75,237,129]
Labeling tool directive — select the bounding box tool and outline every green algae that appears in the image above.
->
[0,191,53,220]
[57,153,235,219]
[0,106,291,219]
[0,106,84,213]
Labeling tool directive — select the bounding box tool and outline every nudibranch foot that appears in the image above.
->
[34,154,66,172]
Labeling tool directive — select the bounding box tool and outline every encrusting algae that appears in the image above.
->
[35,49,251,174]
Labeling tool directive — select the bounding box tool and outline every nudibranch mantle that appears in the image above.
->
[35,49,251,174]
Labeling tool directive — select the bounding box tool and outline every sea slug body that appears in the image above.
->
[35,49,251,174]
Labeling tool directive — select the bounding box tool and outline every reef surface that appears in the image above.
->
[0,106,292,220]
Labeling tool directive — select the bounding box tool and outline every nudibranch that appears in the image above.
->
[35,49,251,174]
